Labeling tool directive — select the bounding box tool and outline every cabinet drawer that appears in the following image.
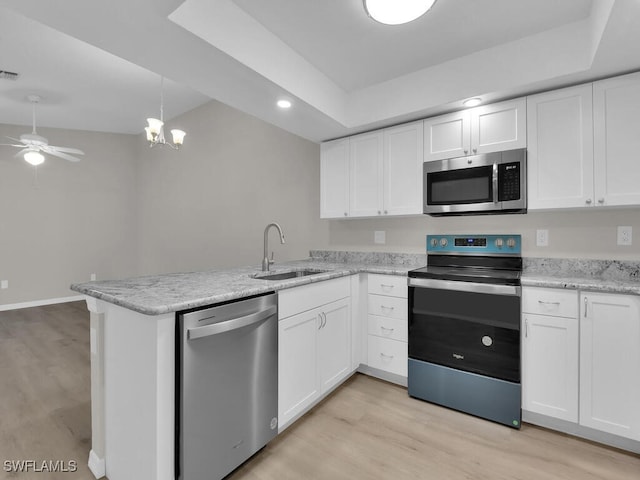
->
[278,276,350,319]
[367,274,407,298]
[367,315,408,342]
[367,295,407,320]
[367,336,407,377]
[522,287,578,318]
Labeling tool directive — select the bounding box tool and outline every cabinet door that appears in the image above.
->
[349,131,383,217]
[471,98,526,155]
[318,298,351,394]
[278,309,320,428]
[320,138,350,218]
[527,85,594,210]
[423,110,470,161]
[383,121,423,216]
[594,72,640,207]
[522,313,579,422]
[580,293,640,440]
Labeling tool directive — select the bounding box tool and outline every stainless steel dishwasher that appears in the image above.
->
[176,292,278,480]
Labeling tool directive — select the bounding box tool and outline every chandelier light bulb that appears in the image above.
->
[170,129,186,146]
[364,0,436,25]
[24,150,45,166]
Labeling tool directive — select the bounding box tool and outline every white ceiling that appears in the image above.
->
[1,0,639,143]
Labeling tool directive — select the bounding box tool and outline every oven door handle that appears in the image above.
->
[408,277,521,296]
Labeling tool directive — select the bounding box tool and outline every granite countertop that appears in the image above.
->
[71,252,640,316]
[70,251,425,316]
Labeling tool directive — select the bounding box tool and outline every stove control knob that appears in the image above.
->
[494,238,504,248]
[507,238,517,248]
[439,238,448,247]
[430,238,439,248]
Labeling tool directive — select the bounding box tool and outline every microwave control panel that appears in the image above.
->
[498,162,521,201]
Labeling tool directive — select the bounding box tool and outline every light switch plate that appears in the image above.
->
[1,280,8,289]
[374,230,386,244]
[617,226,632,246]
[536,229,549,247]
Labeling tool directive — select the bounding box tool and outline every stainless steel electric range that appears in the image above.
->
[407,234,522,428]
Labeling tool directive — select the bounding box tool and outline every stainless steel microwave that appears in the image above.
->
[423,149,527,216]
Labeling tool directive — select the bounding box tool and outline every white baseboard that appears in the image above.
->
[88,450,106,479]
[0,295,84,312]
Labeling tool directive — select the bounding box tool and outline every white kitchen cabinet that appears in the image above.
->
[349,131,383,217]
[366,274,408,378]
[522,287,579,422]
[424,98,526,162]
[320,138,350,218]
[527,84,594,210]
[593,72,640,207]
[383,121,424,216]
[580,292,640,440]
[320,122,423,219]
[278,277,352,431]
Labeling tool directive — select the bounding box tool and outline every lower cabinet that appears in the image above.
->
[580,292,640,440]
[277,278,352,431]
[522,287,640,443]
[366,274,408,378]
[522,288,579,422]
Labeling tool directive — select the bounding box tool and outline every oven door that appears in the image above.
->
[408,278,521,383]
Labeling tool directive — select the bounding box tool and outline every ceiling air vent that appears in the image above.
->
[0,70,19,81]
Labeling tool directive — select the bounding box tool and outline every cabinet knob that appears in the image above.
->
[378,210,381,215]
[464,149,468,155]
[472,148,477,154]
[384,210,388,214]
[585,198,592,205]
[344,212,348,216]
[598,198,605,204]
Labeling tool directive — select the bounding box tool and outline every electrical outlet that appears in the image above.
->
[536,229,549,247]
[374,230,386,244]
[1,280,8,289]
[617,226,632,246]
[91,273,97,281]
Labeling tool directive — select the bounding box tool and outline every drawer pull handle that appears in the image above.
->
[380,305,395,311]
[380,326,395,335]
[538,300,560,306]
[380,353,394,361]
[380,284,394,289]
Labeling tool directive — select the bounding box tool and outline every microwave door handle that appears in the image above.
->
[492,163,499,204]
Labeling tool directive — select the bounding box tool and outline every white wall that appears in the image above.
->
[0,124,138,305]
[135,98,328,275]
[324,208,640,260]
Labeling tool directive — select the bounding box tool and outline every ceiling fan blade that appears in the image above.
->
[6,136,24,143]
[44,145,85,155]
[44,149,82,162]
[0,143,23,148]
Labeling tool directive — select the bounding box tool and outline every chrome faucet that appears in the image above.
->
[262,223,285,271]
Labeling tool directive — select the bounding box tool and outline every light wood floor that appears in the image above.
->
[1,302,639,480]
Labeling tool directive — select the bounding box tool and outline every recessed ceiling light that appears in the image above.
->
[463,97,482,108]
[277,99,292,109]
[363,0,437,26]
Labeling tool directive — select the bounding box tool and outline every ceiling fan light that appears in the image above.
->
[24,150,45,166]
[364,0,436,25]
[170,129,186,146]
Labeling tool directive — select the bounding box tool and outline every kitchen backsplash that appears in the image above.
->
[309,250,426,267]
[524,257,640,281]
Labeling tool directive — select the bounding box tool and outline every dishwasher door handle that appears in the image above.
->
[187,305,277,340]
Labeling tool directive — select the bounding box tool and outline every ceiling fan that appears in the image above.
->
[0,95,84,166]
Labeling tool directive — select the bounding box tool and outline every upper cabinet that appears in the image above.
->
[320,138,350,218]
[593,72,640,207]
[527,84,594,210]
[423,98,526,162]
[321,121,423,219]
[529,72,640,210]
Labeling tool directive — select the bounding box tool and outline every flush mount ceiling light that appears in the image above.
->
[277,99,292,109]
[363,0,437,25]
[463,97,482,107]
[145,76,186,149]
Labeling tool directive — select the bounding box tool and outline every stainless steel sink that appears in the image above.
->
[251,269,328,281]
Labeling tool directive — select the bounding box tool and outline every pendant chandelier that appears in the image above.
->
[145,76,186,149]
